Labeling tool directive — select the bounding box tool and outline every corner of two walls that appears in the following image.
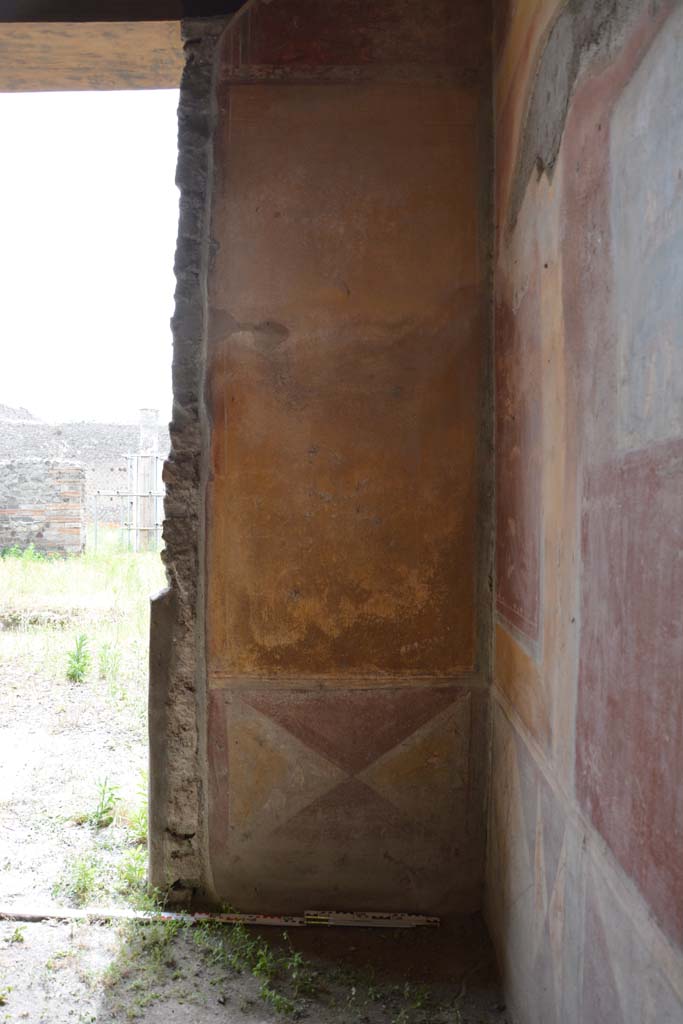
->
[488,1,683,1021]
[152,0,494,915]
[150,5,683,1017]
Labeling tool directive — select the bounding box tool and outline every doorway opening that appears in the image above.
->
[0,87,179,913]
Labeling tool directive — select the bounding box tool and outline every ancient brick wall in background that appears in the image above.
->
[0,459,85,555]
[0,411,169,523]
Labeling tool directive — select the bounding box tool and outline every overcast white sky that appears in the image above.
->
[0,89,179,424]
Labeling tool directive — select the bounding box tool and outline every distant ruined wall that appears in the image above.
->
[0,459,85,555]
[487,2,683,1022]
[0,419,170,523]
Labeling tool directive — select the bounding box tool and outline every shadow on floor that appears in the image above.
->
[0,914,506,1023]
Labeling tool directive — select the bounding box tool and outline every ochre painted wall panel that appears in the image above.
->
[207,82,482,679]
[201,0,491,913]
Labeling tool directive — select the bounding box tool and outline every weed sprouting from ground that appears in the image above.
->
[66,633,91,683]
[101,915,182,1016]
[66,632,91,681]
[125,770,149,846]
[284,944,319,998]
[115,847,147,902]
[98,641,121,688]
[89,778,120,829]
[190,921,319,1016]
[52,852,104,906]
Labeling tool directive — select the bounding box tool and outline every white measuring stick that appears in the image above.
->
[0,906,439,929]
[305,910,440,928]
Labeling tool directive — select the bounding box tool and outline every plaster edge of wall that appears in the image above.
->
[149,16,228,907]
[477,61,496,866]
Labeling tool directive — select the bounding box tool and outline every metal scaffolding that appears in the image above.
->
[93,452,164,552]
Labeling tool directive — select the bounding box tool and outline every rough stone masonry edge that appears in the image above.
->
[149,17,227,906]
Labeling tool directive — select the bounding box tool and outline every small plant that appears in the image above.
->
[89,777,119,828]
[252,944,277,982]
[21,543,45,563]
[0,984,10,1005]
[128,802,148,846]
[66,633,91,683]
[392,1010,411,1024]
[45,949,74,970]
[127,770,148,845]
[98,642,121,686]
[133,918,181,966]
[8,927,24,944]
[53,853,102,906]
[260,982,295,1015]
[282,934,318,997]
[116,846,147,902]
[405,982,430,1010]
[192,920,317,1016]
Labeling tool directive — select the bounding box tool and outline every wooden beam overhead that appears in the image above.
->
[0,21,184,91]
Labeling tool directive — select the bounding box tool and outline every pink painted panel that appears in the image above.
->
[576,441,683,946]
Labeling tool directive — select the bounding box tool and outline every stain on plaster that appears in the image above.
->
[508,0,647,228]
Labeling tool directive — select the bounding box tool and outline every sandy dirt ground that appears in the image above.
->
[0,609,149,911]
[0,916,507,1024]
[0,548,157,912]
[0,635,147,909]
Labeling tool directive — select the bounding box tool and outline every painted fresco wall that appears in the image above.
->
[488,1,683,1021]
[203,0,492,912]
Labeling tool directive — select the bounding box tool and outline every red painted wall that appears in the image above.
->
[488,1,683,1021]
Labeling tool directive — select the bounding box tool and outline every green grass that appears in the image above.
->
[98,641,122,687]
[52,852,105,907]
[0,537,163,617]
[0,539,165,709]
[115,847,148,903]
[1,542,45,562]
[125,771,149,846]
